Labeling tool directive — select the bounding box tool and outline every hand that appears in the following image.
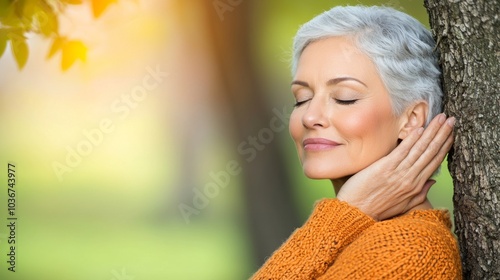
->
[336,113,455,221]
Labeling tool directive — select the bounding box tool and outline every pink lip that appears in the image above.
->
[303,138,340,151]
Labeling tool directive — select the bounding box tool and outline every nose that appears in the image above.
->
[302,98,329,129]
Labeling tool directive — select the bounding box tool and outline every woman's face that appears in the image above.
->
[290,36,404,180]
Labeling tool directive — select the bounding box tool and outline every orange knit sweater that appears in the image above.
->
[251,199,462,279]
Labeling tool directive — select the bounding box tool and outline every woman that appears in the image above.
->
[252,6,462,280]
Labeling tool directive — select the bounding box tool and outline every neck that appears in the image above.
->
[331,177,349,195]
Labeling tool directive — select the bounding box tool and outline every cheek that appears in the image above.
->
[338,104,397,157]
[338,107,380,139]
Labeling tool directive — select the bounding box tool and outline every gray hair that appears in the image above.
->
[292,6,442,126]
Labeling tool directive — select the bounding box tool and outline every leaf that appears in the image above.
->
[21,0,58,36]
[21,0,37,29]
[47,36,65,59]
[61,40,87,71]
[9,32,29,69]
[37,0,58,36]
[2,3,24,27]
[13,0,26,19]
[91,0,117,18]
[0,31,7,58]
[37,9,58,36]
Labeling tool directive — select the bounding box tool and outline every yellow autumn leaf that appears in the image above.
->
[61,40,87,71]
[91,0,117,18]
[47,36,66,59]
[38,5,58,36]
[21,0,58,36]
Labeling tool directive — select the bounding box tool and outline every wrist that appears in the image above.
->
[335,195,379,221]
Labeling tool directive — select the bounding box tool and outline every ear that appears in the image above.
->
[398,101,429,140]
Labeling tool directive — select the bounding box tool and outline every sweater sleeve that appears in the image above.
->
[251,199,376,280]
[317,210,462,280]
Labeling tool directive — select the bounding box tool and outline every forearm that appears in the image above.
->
[251,199,375,280]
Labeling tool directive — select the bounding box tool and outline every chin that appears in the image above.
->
[302,164,356,180]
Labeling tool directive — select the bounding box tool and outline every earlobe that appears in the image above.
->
[398,101,428,140]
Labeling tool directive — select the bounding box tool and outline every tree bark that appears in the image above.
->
[425,0,500,279]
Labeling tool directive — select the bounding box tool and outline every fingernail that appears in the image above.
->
[438,113,446,124]
[417,127,424,135]
[447,117,456,127]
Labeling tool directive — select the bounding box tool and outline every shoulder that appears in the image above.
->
[329,209,462,279]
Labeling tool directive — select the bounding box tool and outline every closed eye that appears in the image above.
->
[294,99,310,107]
[335,99,358,105]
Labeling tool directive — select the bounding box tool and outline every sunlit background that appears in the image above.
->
[0,0,454,279]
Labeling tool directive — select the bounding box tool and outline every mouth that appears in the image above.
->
[303,138,340,151]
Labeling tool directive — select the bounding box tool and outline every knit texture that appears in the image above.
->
[251,199,462,280]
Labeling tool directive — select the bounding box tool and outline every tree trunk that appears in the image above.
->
[425,0,500,279]
[199,0,301,268]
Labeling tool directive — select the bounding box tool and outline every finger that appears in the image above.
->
[417,132,454,182]
[385,125,424,164]
[411,117,455,176]
[400,114,453,171]
[394,114,445,171]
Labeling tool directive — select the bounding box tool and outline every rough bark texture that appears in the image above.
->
[425,0,500,279]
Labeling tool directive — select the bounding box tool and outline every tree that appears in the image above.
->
[425,1,500,278]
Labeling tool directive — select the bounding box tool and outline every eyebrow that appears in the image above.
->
[291,77,368,88]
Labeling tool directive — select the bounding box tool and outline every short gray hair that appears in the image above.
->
[292,6,442,125]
